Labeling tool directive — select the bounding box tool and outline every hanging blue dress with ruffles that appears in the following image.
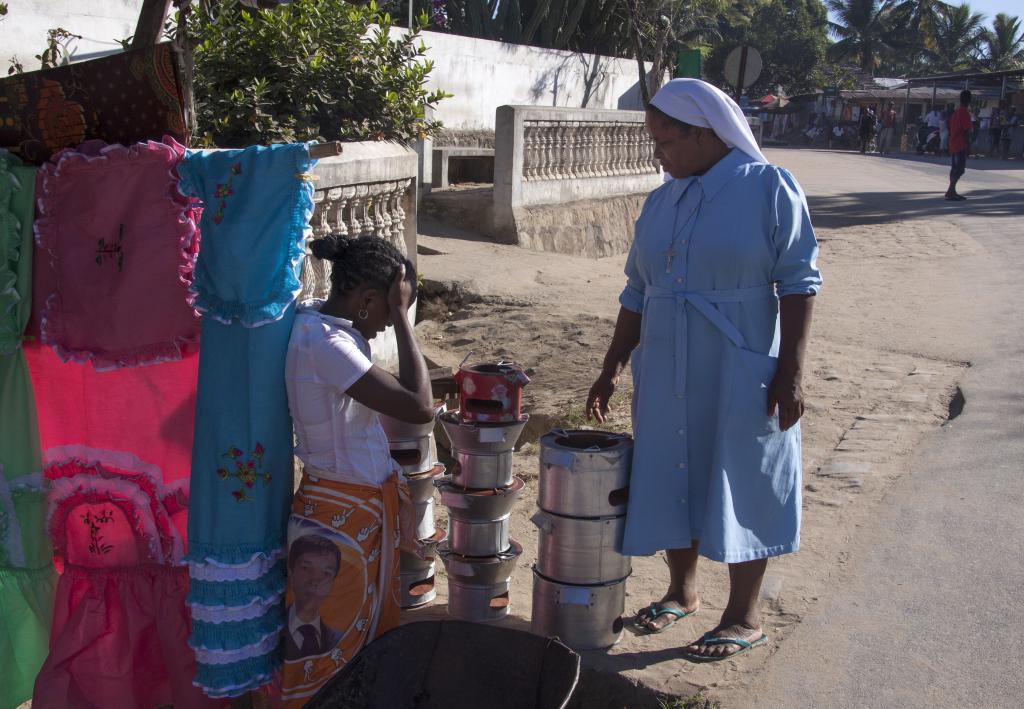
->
[178,144,315,698]
[620,148,822,563]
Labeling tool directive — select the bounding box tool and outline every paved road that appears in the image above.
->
[725,152,1024,708]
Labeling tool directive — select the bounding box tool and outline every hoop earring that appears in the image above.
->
[358,308,369,320]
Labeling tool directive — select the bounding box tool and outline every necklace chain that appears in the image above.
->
[664,184,703,274]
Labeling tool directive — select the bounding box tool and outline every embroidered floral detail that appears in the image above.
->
[217,443,272,502]
[211,163,242,225]
[82,508,116,555]
[95,224,125,271]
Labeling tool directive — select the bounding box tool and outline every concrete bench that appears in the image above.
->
[431,147,495,188]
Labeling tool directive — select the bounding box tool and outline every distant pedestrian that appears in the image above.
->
[999,107,1017,160]
[939,108,950,155]
[859,107,875,154]
[988,107,1002,157]
[946,90,972,201]
[879,102,897,154]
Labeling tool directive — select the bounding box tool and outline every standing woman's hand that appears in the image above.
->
[586,374,616,423]
[767,368,804,431]
[387,262,416,320]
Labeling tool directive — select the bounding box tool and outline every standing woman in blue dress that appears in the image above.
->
[586,79,822,662]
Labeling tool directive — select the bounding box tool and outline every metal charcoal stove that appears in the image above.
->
[399,553,437,609]
[531,570,626,650]
[454,358,530,424]
[441,540,523,623]
[440,476,525,557]
[438,411,529,489]
[447,577,512,623]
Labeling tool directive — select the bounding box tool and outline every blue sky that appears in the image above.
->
[961,0,1021,23]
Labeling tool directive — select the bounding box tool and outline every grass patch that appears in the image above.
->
[552,389,633,435]
[658,694,721,709]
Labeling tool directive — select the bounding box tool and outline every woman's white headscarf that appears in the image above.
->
[650,78,768,164]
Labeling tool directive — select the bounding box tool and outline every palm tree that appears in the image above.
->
[980,13,1024,70]
[929,3,986,71]
[888,0,952,51]
[826,0,900,74]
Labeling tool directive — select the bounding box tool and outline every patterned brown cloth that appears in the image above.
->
[0,43,186,165]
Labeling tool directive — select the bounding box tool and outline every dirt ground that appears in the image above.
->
[400,148,993,704]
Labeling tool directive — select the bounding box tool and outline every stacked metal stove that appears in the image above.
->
[436,361,531,622]
[531,429,634,650]
[381,407,447,609]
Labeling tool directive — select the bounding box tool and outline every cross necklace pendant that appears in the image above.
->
[664,186,703,274]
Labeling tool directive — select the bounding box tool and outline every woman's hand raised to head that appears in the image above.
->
[387,262,416,318]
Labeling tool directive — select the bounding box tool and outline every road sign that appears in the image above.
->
[724,46,762,99]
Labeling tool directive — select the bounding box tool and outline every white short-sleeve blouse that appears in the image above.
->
[285,301,396,485]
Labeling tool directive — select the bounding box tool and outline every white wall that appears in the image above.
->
[0,0,144,70]
[1,5,646,133]
[416,30,649,131]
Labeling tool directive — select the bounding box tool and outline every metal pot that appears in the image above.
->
[448,515,511,557]
[412,497,436,542]
[405,463,445,504]
[530,570,626,650]
[400,561,437,609]
[539,429,632,518]
[380,403,444,440]
[438,539,523,586]
[413,527,447,560]
[532,511,631,585]
[401,549,434,574]
[450,449,515,490]
[389,435,434,476]
[437,475,525,521]
[454,359,530,423]
[439,411,529,455]
[447,578,511,623]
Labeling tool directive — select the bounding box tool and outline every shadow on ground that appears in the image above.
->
[808,188,1024,229]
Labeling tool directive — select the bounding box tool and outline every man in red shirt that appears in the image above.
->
[946,89,973,201]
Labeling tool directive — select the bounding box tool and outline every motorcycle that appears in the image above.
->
[916,126,941,155]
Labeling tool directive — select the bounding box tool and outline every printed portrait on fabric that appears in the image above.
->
[283,517,368,662]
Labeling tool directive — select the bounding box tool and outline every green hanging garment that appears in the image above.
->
[0,150,55,709]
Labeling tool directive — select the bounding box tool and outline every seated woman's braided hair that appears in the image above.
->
[309,234,409,298]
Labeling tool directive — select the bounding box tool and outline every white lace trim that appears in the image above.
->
[45,445,169,489]
[0,471,25,567]
[188,549,284,582]
[47,474,165,563]
[7,472,44,492]
[191,629,281,665]
[194,672,274,699]
[188,593,283,624]
[44,446,187,561]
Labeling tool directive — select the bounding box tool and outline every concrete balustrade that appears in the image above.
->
[493,106,663,256]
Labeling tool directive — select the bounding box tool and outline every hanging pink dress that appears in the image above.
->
[25,138,218,708]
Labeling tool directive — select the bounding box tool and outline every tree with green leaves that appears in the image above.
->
[705,0,828,98]
[438,0,631,54]
[980,13,1024,70]
[188,0,450,146]
[928,3,985,71]
[887,0,951,52]
[825,0,901,74]
[622,0,720,105]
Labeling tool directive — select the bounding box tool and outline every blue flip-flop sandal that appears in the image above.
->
[681,630,769,663]
[632,602,698,635]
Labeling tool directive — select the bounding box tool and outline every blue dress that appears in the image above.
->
[620,148,821,562]
[178,144,315,697]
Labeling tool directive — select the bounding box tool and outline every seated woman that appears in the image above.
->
[281,235,434,707]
